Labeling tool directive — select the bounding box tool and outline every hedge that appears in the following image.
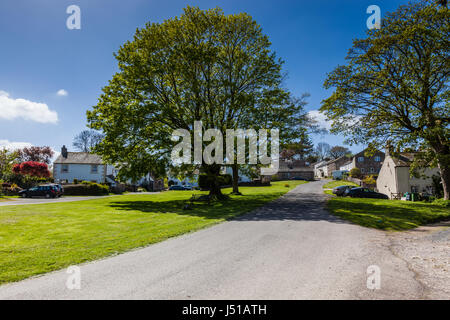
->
[63,183,109,196]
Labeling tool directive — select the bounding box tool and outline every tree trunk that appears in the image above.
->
[231,164,241,195]
[437,161,450,200]
[431,141,450,200]
[203,164,227,200]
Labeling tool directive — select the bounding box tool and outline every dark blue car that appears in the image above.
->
[343,187,388,199]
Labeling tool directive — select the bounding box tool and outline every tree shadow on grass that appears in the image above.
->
[108,191,352,224]
[107,195,276,221]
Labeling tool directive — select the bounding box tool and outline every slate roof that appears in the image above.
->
[278,160,313,172]
[391,152,416,167]
[54,152,103,165]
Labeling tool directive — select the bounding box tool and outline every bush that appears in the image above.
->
[349,168,362,178]
[1,183,22,196]
[284,183,290,188]
[238,181,271,187]
[73,179,79,184]
[363,175,377,185]
[7,174,48,189]
[63,183,109,196]
[198,174,232,190]
[432,199,450,208]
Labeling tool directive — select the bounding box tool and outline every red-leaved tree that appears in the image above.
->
[18,146,54,164]
[12,161,51,178]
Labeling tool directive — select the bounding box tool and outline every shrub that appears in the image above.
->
[284,183,290,188]
[432,199,450,208]
[63,183,109,196]
[1,183,22,196]
[349,168,362,178]
[12,161,51,178]
[73,179,79,184]
[363,175,377,185]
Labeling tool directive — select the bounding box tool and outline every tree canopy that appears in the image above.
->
[73,130,104,153]
[321,0,449,199]
[87,6,310,196]
[329,146,351,160]
[17,146,54,165]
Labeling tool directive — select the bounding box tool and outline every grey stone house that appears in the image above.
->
[339,148,385,176]
[276,160,314,181]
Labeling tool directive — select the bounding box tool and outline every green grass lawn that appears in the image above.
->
[0,180,306,284]
[327,197,450,231]
[0,196,19,202]
[322,180,360,190]
[322,180,360,196]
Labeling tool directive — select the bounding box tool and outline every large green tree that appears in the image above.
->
[87,7,307,197]
[321,0,449,199]
[0,149,19,181]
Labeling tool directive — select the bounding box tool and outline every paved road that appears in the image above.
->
[0,181,423,299]
[0,192,158,207]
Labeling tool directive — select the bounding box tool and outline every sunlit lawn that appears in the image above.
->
[327,197,450,231]
[0,180,306,284]
[322,180,360,189]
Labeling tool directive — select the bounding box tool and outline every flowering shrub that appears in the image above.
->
[12,161,51,178]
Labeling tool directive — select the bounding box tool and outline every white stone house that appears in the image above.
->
[314,161,328,178]
[376,150,439,199]
[53,146,153,186]
[53,146,107,183]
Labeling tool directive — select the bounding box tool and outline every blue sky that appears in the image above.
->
[0,0,407,156]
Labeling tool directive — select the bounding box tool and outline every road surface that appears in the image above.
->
[0,181,428,299]
[0,192,158,207]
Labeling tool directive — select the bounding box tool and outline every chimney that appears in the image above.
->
[61,145,68,158]
[385,141,393,157]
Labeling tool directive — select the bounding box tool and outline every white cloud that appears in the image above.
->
[308,110,332,130]
[56,89,68,97]
[0,139,32,151]
[0,91,58,123]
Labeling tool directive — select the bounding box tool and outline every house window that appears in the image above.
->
[61,164,69,173]
[358,157,364,162]
[91,165,98,174]
[361,168,365,173]
[374,156,381,162]
[411,186,419,193]
[369,167,374,173]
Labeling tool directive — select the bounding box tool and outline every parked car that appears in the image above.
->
[49,184,64,197]
[343,187,389,199]
[169,185,191,191]
[332,185,354,196]
[19,185,61,198]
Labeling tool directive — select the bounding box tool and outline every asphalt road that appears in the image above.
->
[0,196,112,206]
[0,192,158,206]
[0,181,424,299]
